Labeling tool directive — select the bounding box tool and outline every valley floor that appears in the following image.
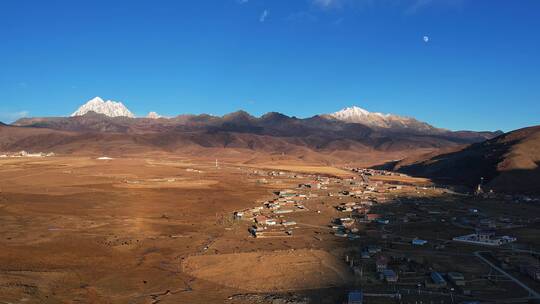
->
[0,155,539,304]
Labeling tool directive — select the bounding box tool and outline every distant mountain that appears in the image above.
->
[4,98,505,166]
[9,109,502,161]
[378,126,540,194]
[328,106,439,133]
[71,97,135,118]
[146,112,162,119]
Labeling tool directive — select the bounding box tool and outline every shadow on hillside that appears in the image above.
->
[273,192,475,304]
[372,139,540,194]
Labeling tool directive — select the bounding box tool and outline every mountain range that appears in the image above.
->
[9,97,500,151]
[3,97,500,154]
[3,96,537,193]
[67,97,456,134]
[22,97,498,138]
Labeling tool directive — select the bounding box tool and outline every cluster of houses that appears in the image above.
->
[0,151,55,158]
[375,255,399,283]
[242,165,538,301]
[348,242,469,290]
[331,196,391,240]
[349,168,407,177]
[486,251,540,282]
[520,264,540,281]
[234,189,314,238]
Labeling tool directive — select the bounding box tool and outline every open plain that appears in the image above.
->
[2,154,540,304]
[0,155,357,303]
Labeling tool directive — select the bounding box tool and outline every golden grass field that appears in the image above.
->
[0,156,356,304]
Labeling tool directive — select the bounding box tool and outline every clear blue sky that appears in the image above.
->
[1,0,539,131]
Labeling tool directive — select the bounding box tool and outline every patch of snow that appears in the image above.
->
[71,97,135,118]
[146,111,162,119]
[329,105,436,131]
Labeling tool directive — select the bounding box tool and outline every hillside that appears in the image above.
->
[379,126,540,193]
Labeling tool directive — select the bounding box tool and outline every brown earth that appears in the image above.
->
[0,156,355,303]
[182,249,354,292]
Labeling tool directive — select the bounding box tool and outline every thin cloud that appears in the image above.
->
[405,0,433,14]
[405,0,465,15]
[236,0,248,4]
[310,0,465,13]
[312,0,344,9]
[259,10,268,22]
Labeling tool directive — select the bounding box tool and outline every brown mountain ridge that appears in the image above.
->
[377,126,540,194]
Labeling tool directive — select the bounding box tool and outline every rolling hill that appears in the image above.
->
[378,126,540,193]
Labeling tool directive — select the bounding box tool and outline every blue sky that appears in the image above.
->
[0,0,539,131]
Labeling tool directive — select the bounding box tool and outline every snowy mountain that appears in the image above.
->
[328,106,440,133]
[71,97,135,118]
[146,111,162,119]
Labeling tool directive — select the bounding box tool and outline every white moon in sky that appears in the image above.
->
[423,36,429,43]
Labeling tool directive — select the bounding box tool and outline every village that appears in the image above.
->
[230,166,540,304]
[0,150,56,158]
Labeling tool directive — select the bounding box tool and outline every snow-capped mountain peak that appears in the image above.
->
[71,97,135,118]
[333,106,390,119]
[146,111,163,119]
[329,105,438,132]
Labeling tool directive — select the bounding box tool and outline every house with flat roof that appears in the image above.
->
[376,256,388,272]
[447,272,465,286]
[383,269,398,282]
[347,291,363,304]
[426,272,447,288]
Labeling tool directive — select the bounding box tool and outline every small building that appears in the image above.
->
[347,291,363,304]
[366,213,381,222]
[251,206,264,213]
[273,209,294,214]
[335,231,348,238]
[265,219,277,225]
[382,269,398,282]
[340,217,355,227]
[266,202,280,210]
[337,205,353,212]
[375,219,390,225]
[376,256,388,272]
[412,239,428,246]
[521,265,540,281]
[366,245,382,254]
[255,215,268,224]
[427,272,447,288]
[447,272,465,286]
